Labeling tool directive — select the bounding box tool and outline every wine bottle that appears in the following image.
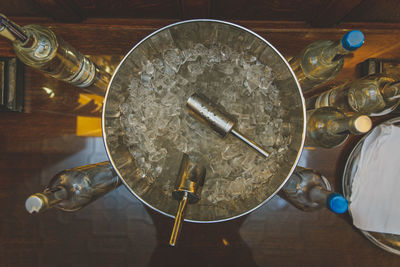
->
[25,162,121,213]
[280,167,348,213]
[306,107,372,148]
[308,74,400,116]
[289,30,364,92]
[0,14,110,96]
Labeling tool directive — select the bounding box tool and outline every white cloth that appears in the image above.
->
[350,122,400,235]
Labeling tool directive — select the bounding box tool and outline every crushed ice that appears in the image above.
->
[119,42,289,203]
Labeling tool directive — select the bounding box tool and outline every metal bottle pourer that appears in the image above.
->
[186,93,269,158]
[0,14,28,42]
[169,153,206,247]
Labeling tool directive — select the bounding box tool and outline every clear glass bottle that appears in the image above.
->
[25,162,121,213]
[289,30,364,92]
[308,74,400,116]
[280,167,348,213]
[0,14,110,96]
[306,107,372,148]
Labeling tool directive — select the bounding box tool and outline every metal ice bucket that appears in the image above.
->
[102,19,306,222]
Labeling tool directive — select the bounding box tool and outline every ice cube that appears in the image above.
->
[152,165,163,177]
[220,44,232,61]
[242,51,257,64]
[156,115,170,131]
[153,72,176,91]
[119,102,132,115]
[183,48,198,62]
[142,60,155,76]
[141,72,152,87]
[207,45,221,63]
[229,177,247,197]
[127,113,138,125]
[246,64,266,88]
[163,48,185,72]
[216,63,234,75]
[210,160,232,179]
[193,43,208,57]
[187,62,204,76]
[149,148,167,162]
[167,116,180,133]
[152,58,165,72]
[128,78,140,91]
[261,126,275,147]
[221,144,241,160]
[176,75,189,86]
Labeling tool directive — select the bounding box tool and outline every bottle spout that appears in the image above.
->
[0,13,28,42]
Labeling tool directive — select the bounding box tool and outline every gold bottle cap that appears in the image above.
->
[353,115,372,133]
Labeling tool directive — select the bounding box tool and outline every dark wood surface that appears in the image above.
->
[308,0,363,27]
[1,19,400,266]
[33,0,85,22]
[2,0,400,26]
[343,0,400,23]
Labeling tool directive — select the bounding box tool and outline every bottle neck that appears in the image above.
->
[282,172,302,193]
[321,41,349,64]
[327,114,371,135]
[25,186,68,214]
[309,186,349,214]
[18,30,36,49]
[309,185,331,205]
[381,81,400,102]
[310,186,349,214]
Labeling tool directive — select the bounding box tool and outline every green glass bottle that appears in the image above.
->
[308,74,400,116]
[290,30,364,92]
[306,107,372,148]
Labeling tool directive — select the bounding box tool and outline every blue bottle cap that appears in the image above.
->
[341,30,365,51]
[326,193,348,214]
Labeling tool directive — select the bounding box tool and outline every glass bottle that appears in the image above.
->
[25,162,121,214]
[0,14,110,96]
[280,167,348,213]
[289,30,364,92]
[306,107,372,148]
[307,74,400,116]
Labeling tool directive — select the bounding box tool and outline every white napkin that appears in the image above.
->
[350,122,400,235]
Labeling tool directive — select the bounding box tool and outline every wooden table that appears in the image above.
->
[1,18,400,266]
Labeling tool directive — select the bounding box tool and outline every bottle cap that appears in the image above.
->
[342,30,364,51]
[326,193,348,214]
[352,115,372,134]
[25,194,45,214]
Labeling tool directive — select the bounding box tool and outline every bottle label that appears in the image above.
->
[70,57,96,87]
